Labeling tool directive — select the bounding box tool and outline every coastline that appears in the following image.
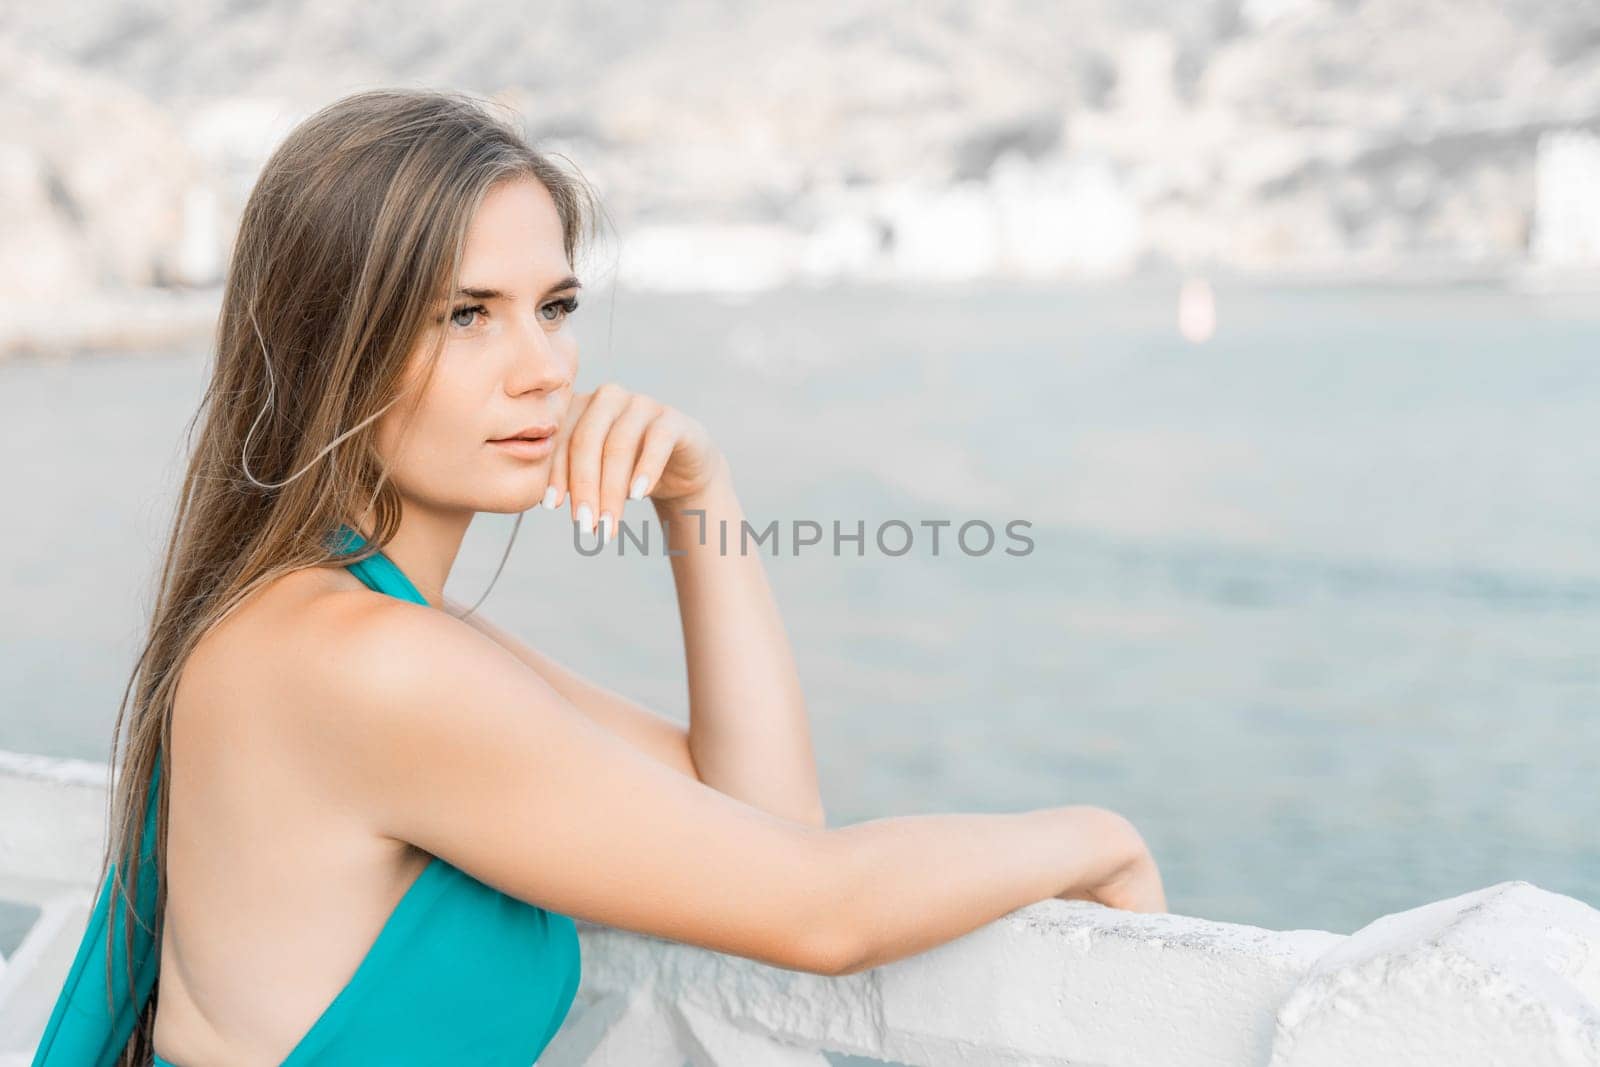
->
[6,262,1597,363]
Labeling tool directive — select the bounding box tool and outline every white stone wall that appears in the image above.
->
[2,749,1597,1066]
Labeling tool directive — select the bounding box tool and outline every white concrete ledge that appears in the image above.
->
[0,749,116,904]
[1271,880,1600,1066]
[550,900,1346,1066]
[2,749,1597,1065]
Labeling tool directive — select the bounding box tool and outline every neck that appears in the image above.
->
[350,502,473,608]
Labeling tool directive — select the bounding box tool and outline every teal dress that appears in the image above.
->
[31,524,583,1066]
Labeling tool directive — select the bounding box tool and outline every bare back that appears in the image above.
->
[153,564,430,1066]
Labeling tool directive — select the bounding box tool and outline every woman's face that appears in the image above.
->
[374,176,580,517]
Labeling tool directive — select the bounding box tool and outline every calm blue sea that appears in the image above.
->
[3,279,1597,952]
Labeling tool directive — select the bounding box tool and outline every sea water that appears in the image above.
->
[2,279,1597,949]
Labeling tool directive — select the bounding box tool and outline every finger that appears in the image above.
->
[596,396,660,545]
[628,409,682,502]
[567,382,631,535]
[544,391,590,513]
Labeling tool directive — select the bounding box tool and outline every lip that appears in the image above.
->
[489,435,556,459]
[489,423,559,443]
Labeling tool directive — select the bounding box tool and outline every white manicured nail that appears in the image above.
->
[576,503,593,533]
[600,512,613,544]
[541,486,559,509]
[628,475,648,500]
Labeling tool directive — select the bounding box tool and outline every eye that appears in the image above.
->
[540,295,580,324]
[449,303,488,329]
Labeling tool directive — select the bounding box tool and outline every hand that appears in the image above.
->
[546,382,724,539]
[1054,807,1167,913]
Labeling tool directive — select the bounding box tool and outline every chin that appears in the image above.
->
[471,479,553,515]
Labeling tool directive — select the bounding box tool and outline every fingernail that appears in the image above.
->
[628,475,648,500]
[576,503,593,533]
[600,512,613,544]
[541,486,560,509]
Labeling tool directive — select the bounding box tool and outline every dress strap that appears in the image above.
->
[326,524,429,607]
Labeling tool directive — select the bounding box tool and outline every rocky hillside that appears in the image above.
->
[3,0,1599,349]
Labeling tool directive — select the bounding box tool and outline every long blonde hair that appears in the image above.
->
[101,87,602,1064]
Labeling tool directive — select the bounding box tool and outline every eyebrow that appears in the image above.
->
[454,274,582,301]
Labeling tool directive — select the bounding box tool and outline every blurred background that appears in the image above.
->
[3,0,1599,949]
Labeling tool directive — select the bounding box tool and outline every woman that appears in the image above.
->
[30,88,1165,1067]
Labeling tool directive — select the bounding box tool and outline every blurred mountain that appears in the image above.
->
[3,0,1599,350]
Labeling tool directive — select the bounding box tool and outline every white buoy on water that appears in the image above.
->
[1178,276,1217,344]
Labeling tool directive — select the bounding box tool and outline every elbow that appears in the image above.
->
[806,933,866,978]
[788,828,865,978]
[817,920,874,976]
[770,796,828,830]
[795,782,827,829]
[793,913,865,977]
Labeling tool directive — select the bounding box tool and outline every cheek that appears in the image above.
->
[372,407,408,467]
[374,393,458,470]
[555,333,581,372]
[407,373,489,457]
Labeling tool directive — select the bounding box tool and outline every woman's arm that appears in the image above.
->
[650,455,827,828]
[441,458,824,824]
[441,596,699,782]
[289,595,1160,977]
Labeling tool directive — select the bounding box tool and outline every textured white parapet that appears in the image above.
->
[1271,881,1600,1066]
[548,899,1344,1066]
[0,749,113,904]
[4,748,1600,1066]
[866,903,1343,1066]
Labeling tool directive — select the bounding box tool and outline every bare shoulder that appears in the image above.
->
[179,562,455,772]
[239,564,500,757]
[264,567,856,976]
[185,563,395,701]
[181,563,364,718]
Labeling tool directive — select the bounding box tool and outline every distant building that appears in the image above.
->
[1530,130,1600,269]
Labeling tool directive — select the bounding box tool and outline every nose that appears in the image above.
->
[505,312,573,397]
